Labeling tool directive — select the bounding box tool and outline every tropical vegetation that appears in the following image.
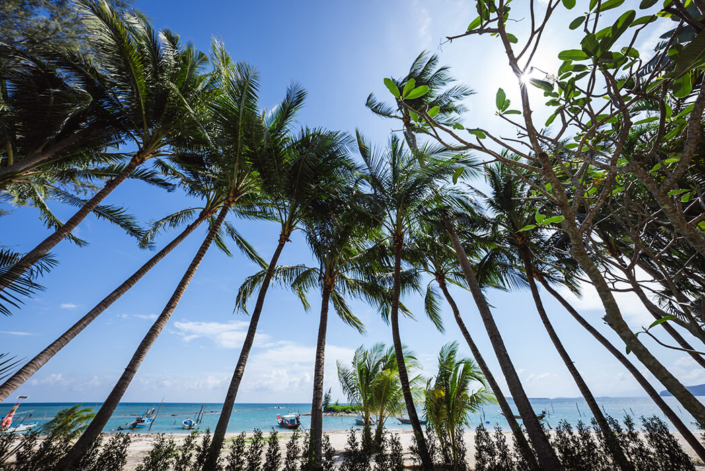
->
[2,0,705,469]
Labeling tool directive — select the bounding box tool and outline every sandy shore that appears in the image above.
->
[118,429,705,470]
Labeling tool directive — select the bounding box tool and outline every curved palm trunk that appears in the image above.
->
[0,212,209,403]
[569,239,705,426]
[391,236,433,470]
[57,205,229,470]
[540,279,705,463]
[443,221,563,470]
[310,284,332,469]
[519,248,632,471]
[436,278,539,470]
[0,154,147,292]
[206,232,289,468]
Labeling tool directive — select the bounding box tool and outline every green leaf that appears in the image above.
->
[384,78,400,98]
[518,225,537,232]
[682,192,692,203]
[667,189,690,196]
[530,78,554,92]
[507,33,518,44]
[452,123,464,130]
[672,74,693,98]
[402,78,416,98]
[630,15,657,26]
[504,110,522,115]
[542,216,565,224]
[405,85,429,100]
[562,0,576,9]
[496,88,506,110]
[600,10,636,54]
[698,221,705,231]
[648,316,676,330]
[452,167,464,184]
[546,111,559,126]
[570,16,586,30]
[599,0,625,11]
[409,110,419,122]
[634,116,658,125]
[468,130,486,139]
[581,34,600,56]
[428,106,440,117]
[468,16,482,31]
[559,50,589,61]
[639,0,657,7]
[674,30,705,79]
[535,210,546,224]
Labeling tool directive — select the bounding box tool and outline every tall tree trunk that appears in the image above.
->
[569,238,705,425]
[391,234,433,470]
[540,279,705,463]
[519,247,632,470]
[0,153,147,292]
[0,211,209,403]
[56,204,229,470]
[205,232,290,469]
[310,284,332,470]
[443,221,563,470]
[436,278,540,470]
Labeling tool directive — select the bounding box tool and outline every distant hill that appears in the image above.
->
[660,384,705,396]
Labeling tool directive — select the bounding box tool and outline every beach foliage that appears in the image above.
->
[339,428,371,471]
[283,430,300,471]
[263,429,281,471]
[225,432,247,471]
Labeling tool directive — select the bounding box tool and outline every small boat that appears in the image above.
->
[182,418,196,430]
[499,410,546,420]
[1,396,37,434]
[354,413,376,426]
[126,407,156,429]
[396,416,427,425]
[277,414,301,430]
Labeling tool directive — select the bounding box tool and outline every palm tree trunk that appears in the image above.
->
[310,284,332,469]
[518,248,632,471]
[0,211,209,403]
[569,239,705,426]
[56,204,229,470]
[540,279,705,463]
[443,221,563,471]
[436,278,539,470]
[391,234,433,470]
[206,232,290,468]
[0,153,148,292]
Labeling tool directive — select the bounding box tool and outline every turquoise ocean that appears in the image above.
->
[1,397,702,434]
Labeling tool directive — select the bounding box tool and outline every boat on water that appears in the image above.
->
[117,407,156,430]
[499,410,546,420]
[277,414,301,430]
[1,396,37,434]
[182,418,196,430]
[354,413,376,426]
[396,416,427,425]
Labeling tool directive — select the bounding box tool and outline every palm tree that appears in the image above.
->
[537,270,705,462]
[240,203,386,468]
[338,344,422,449]
[0,157,228,402]
[0,0,210,291]
[356,132,464,470]
[57,46,269,469]
[425,342,494,467]
[477,161,632,470]
[206,125,358,464]
[366,51,473,151]
[409,222,539,468]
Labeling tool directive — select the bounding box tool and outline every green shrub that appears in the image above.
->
[135,434,178,471]
[263,429,281,471]
[225,432,247,471]
[283,430,300,471]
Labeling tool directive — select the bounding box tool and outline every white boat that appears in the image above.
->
[354,413,376,426]
[182,418,196,430]
[277,414,301,430]
[1,423,37,434]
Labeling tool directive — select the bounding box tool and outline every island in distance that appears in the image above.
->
[660,384,705,396]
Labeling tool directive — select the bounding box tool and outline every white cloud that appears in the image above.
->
[0,331,35,336]
[60,303,78,309]
[134,314,158,321]
[172,320,266,349]
[30,373,66,386]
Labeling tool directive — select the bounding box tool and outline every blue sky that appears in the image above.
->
[2,0,701,406]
